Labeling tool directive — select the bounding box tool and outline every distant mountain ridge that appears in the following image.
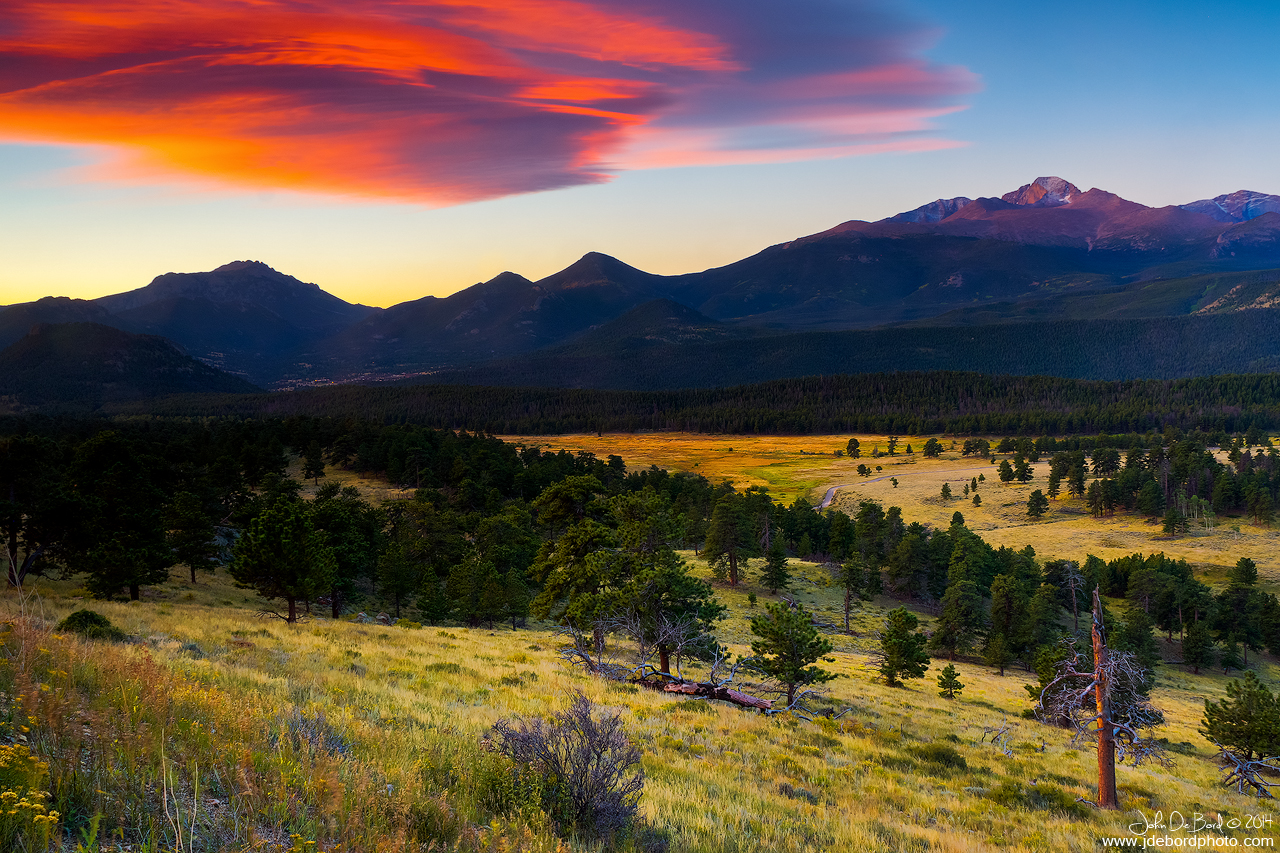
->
[95,260,377,330]
[9,176,1280,391]
[1180,190,1280,223]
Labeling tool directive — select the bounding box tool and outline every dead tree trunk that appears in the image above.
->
[1092,589,1119,809]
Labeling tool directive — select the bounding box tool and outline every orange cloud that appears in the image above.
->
[0,0,976,202]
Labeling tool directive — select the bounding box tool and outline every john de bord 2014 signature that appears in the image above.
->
[1130,811,1275,836]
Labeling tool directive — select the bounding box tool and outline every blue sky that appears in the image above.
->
[0,0,1276,307]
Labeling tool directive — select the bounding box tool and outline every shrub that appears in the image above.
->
[55,609,126,641]
[492,691,644,840]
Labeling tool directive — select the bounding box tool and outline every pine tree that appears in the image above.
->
[836,555,866,633]
[937,663,964,698]
[930,553,984,660]
[1114,608,1161,681]
[1182,619,1216,674]
[984,633,1012,676]
[940,483,952,501]
[1201,671,1280,760]
[1221,637,1243,674]
[1026,582,1062,651]
[303,441,326,485]
[761,539,791,594]
[749,603,837,706]
[987,573,1029,670]
[1162,505,1186,537]
[704,496,753,586]
[1027,489,1049,518]
[164,491,222,583]
[877,607,930,687]
[503,566,532,629]
[1067,465,1085,498]
[230,496,336,623]
[998,459,1015,483]
[1047,468,1062,500]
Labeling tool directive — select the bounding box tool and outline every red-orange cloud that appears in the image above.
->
[0,0,977,203]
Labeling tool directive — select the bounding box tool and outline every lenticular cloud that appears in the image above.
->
[0,0,977,203]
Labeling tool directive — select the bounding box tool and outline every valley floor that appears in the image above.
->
[514,433,1280,586]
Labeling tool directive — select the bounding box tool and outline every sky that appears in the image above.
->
[1,0,1278,308]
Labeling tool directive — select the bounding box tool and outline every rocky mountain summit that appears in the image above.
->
[1181,190,1280,223]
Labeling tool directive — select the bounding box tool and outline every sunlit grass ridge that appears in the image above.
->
[2,556,1271,852]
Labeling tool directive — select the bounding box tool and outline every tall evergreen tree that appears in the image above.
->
[67,432,174,601]
[835,555,866,634]
[164,491,222,583]
[986,573,1029,669]
[303,440,327,485]
[230,496,336,623]
[1201,672,1280,760]
[1181,619,1216,674]
[877,607,930,686]
[930,550,985,660]
[703,495,753,586]
[761,539,790,594]
[749,602,837,706]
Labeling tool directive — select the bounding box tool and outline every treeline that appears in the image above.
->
[0,417,730,624]
[114,370,1280,436]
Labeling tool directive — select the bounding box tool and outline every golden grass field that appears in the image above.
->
[515,433,1280,587]
[2,434,1279,852]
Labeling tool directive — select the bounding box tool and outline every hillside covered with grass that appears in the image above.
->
[2,561,1271,853]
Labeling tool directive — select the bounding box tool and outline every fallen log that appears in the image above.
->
[661,680,772,710]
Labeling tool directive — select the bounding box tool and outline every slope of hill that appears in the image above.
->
[900,267,1280,326]
[0,322,261,410]
[0,296,114,349]
[113,370,1280,436]
[430,309,1280,390]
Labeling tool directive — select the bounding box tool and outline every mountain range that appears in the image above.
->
[4,176,1280,396]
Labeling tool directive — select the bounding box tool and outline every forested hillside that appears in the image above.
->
[430,308,1280,389]
[119,371,1280,436]
[0,322,261,409]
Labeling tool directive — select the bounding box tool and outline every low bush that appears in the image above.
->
[492,691,644,841]
[54,609,126,641]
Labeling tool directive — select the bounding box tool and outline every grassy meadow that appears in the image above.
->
[520,433,1280,585]
[3,436,1279,851]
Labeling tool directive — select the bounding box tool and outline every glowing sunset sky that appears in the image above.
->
[1,0,1278,306]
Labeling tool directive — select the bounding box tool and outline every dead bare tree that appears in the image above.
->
[1036,588,1170,809]
[982,719,1014,757]
[554,621,637,682]
[554,616,774,710]
[1212,742,1280,798]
